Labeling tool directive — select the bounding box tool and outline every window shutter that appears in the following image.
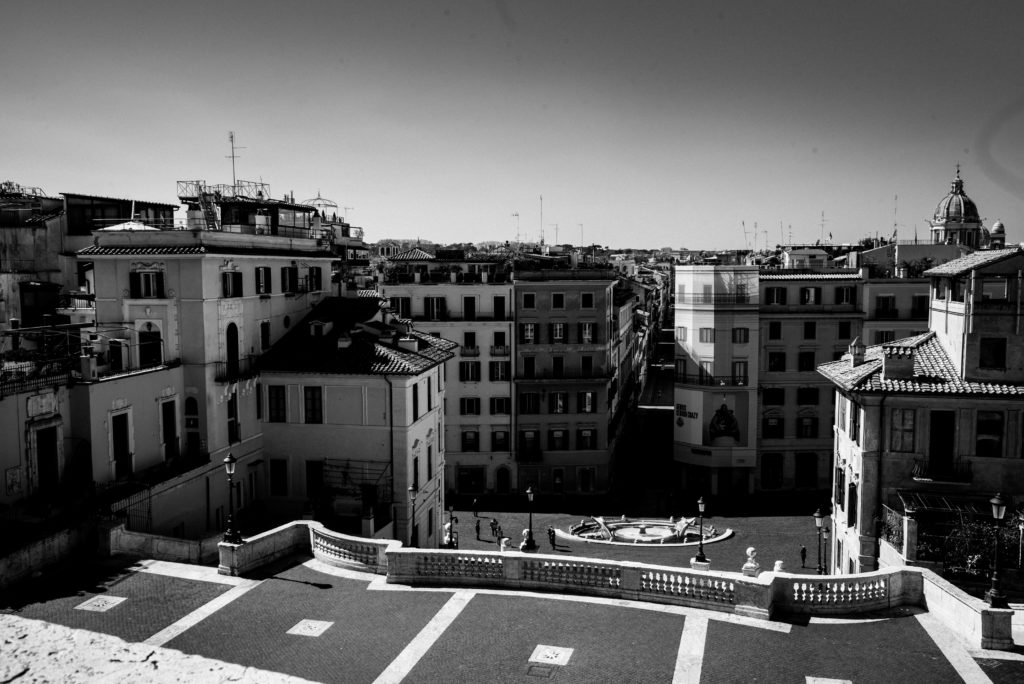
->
[129,272,141,298]
[592,323,600,343]
[815,287,822,303]
[155,272,165,298]
[578,322,583,343]
[548,323,554,344]
[233,272,243,297]
[221,273,230,297]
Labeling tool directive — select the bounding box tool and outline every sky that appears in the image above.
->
[4,1,1024,250]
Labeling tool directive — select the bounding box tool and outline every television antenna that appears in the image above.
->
[226,131,245,190]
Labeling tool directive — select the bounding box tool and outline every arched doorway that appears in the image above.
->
[226,323,239,377]
[495,466,510,495]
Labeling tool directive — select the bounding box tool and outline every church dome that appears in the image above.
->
[992,219,1005,234]
[933,171,979,223]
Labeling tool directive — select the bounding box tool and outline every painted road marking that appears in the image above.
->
[806,678,852,683]
[142,579,261,647]
[372,591,474,684]
[673,615,708,684]
[287,619,334,637]
[529,645,573,666]
[915,612,993,684]
[75,595,126,612]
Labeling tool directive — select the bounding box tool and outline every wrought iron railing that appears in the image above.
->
[882,505,904,552]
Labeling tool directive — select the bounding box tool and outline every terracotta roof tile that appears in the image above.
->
[924,247,1022,276]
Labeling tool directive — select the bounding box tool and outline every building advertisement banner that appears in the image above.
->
[675,389,750,448]
[674,388,702,445]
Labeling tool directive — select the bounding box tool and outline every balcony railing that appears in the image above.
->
[214,355,258,383]
[912,458,972,484]
[0,360,73,399]
[460,346,480,357]
[517,367,610,381]
[57,292,96,310]
[674,373,749,387]
[490,345,510,356]
[675,293,756,305]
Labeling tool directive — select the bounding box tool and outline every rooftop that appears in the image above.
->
[923,246,1023,277]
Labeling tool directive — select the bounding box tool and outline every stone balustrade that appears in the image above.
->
[216,523,1014,651]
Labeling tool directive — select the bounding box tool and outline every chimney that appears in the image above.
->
[849,336,865,367]
[882,346,914,380]
[337,334,353,349]
[396,336,419,352]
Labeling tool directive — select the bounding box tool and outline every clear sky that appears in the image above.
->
[3,1,1024,249]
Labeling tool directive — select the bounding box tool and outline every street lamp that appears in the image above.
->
[523,486,537,551]
[222,454,242,544]
[695,496,707,563]
[447,505,457,549]
[407,484,417,547]
[813,507,827,575]
[986,493,1009,609]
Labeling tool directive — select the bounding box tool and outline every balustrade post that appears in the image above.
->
[733,575,774,620]
[504,553,523,587]
[619,562,641,600]
[903,515,918,562]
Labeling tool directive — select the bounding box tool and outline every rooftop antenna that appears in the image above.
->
[226,131,245,191]
[539,195,544,245]
[788,224,793,245]
[511,212,520,243]
[779,221,784,246]
[893,194,899,242]
[742,221,750,250]
[819,211,827,244]
[753,221,758,252]
[579,223,583,248]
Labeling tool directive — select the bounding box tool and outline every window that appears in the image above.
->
[578,391,596,413]
[255,382,262,421]
[803,322,816,340]
[552,293,565,309]
[551,322,566,343]
[847,483,858,528]
[834,467,846,509]
[280,266,299,293]
[463,331,477,349]
[581,293,594,308]
[976,411,1004,457]
[581,356,594,377]
[494,331,506,347]
[227,391,240,443]
[875,295,897,317]
[549,392,568,414]
[460,397,481,415]
[798,351,816,372]
[303,387,323,424]
[699,360,713,383]
[426,446,432,476]
[581,322,595,343]
[731,360,748,385]
[676,326,687,342]
[489,361,510,381]
[523,357,536,378]
[492,430,509,451]
[699,328,715,343]
[837,321,851,339]
[270,459,288,496]
[873,330,895,344]
[762,414,784,439]
[732,328,749,344]
[911,294,929,319]
[308,266,322,291]
[255,267,272,294]
[766,287,787,305]
[548,429,568,450]
[459,361,481,382]
[800,287,822,305]
[797,387,819,405]
[268,385,286,422]
[577,430,596,450]
[519,392,541,414]
[835,286,856,305]
[520,323,536,344]
[761,453,783,489]
[462,431,479,452]
[425,297,446,321]
[768,352,786,372]
[412,457,419,490]
[849,399,861,443]
[260,321,271,351]
[578,466,596,491]
[519,430,540,456]
[412,384,419,419]
[489,396,511,415]
[797,416,818,438]
[552,356,564,378]
[463,295,476,321]
[763,388,785,405]
[523,293,536,309]
[392,296,412,318]
[768,321,782,340]
[221,272,244,298]
[980,338,1007,369]
[129,271,165,298]
[427,378,432,410]
[795,453,817,488]
[890,408,915,452]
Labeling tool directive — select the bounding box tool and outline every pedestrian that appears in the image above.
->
[475,518,481,540]
[800,545,807,568]
[497,525,503,540]
[472,498,479,517]
[490,518,497,538]
[547,526,556,550]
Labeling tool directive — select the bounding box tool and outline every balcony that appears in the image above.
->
[0,358,73,399]
[490,345,510,356]
[57,291,96,310]
[675,293,756,305]
[873,309,900,320]
[460,346,480,357]
[517,367,611,381]
[674,373,749,387]
[214,355,258,383]
[912,458,972,484]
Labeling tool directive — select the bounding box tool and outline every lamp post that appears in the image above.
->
[447,505,457,549]
[407,485,417,547]
[813,507,826,575]
[822,525,830,573]
[523,486,537,551]
[695,496,707,563]
[222,454,242,544]
[985,493,1009,609]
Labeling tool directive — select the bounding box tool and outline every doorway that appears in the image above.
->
[112,412,131,479]
[929,410,955,477]
[35,426,59,495]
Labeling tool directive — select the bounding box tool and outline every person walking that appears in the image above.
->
[475,518,481,540]
[547,526,556,550]
[490,518,498,538]
[472,499,479,517]
[497,525,503,541]
[800,545,807,568]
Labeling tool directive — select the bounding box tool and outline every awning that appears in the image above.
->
[896,490,998,516]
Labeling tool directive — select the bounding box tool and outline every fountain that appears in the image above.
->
[567,515,732,547]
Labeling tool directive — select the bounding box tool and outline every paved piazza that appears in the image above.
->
[3,554,1023,683]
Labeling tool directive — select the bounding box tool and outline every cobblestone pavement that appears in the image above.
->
[3,554,1020,683]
